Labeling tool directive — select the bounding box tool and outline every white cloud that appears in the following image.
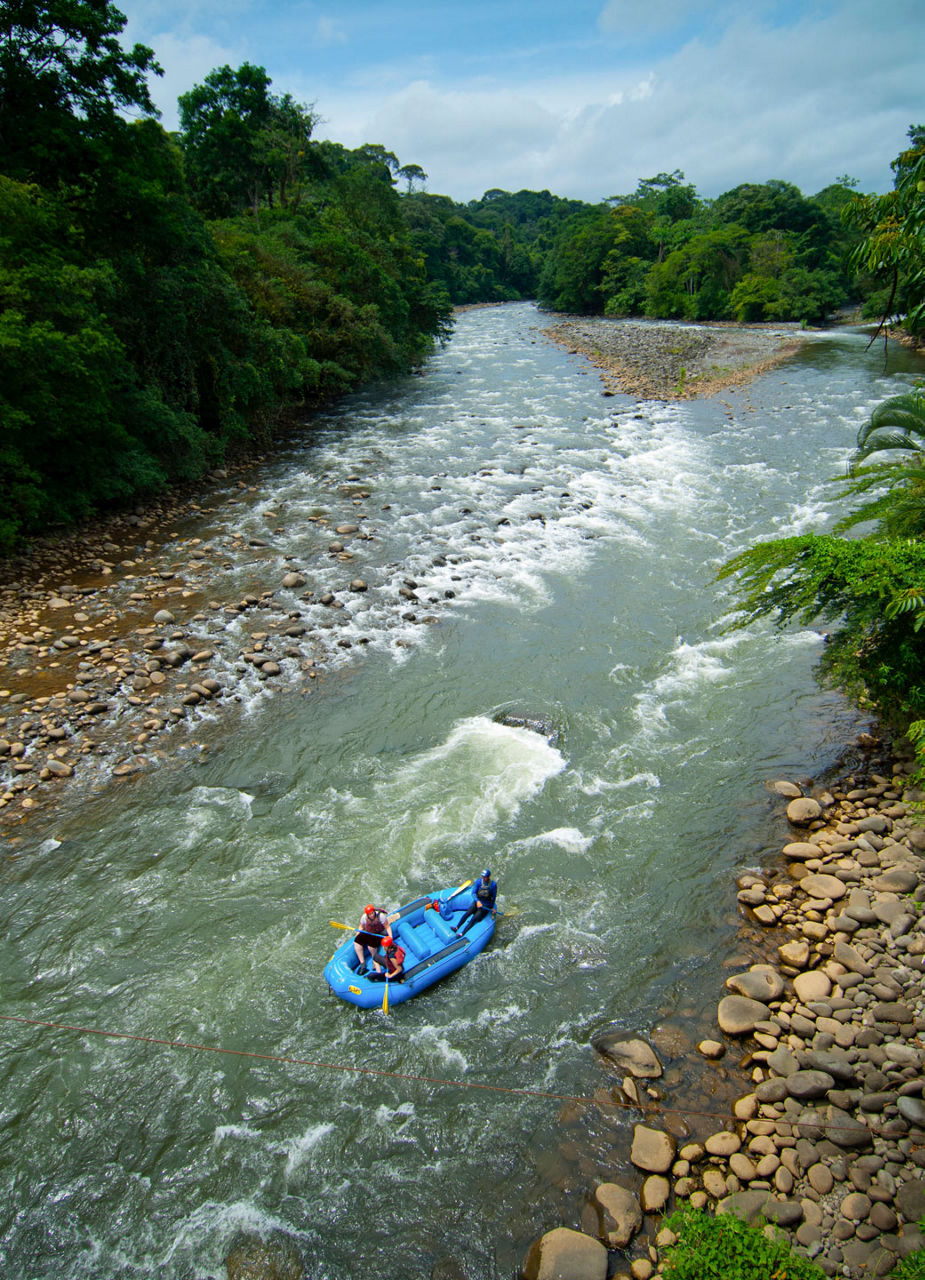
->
[314,15,347,45]
[313,1,919,201]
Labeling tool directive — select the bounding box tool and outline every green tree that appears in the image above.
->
[719,388,925,734]
[0,0,162,184]
[178,63,276,216]
[834,390,925,540]
[845,126,925,338]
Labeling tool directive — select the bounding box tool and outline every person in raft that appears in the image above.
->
[354,904,390,970]
[368,935,405,982]
[457,869,497,934]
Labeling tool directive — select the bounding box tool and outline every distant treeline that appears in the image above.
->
[0,2,913,551]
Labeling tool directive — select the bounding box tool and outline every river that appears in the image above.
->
[1,304,923,1279]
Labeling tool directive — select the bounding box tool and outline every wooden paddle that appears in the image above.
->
[446,879,473,902]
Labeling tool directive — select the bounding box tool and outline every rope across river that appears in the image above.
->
[0,1010,894,1139]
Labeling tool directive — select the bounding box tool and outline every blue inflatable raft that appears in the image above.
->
[324,884,496,1009]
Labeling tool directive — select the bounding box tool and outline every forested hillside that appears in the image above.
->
[0,1,918,555]
[0,3,451,551]
[535,169,863,323]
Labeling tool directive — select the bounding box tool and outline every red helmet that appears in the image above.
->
[364,904,375,916]
[384,936,396,949]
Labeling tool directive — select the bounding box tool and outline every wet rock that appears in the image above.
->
[591,1034,663,1079]
[698,1039,725,1059]
[224,1229,306,1279]
[520,1227,607,1280]
[717,995,769,1035]
[778,939,810,968]
[788,798,822,825]
[641,1175,670,1212]
[592,1182,642,1247]
[630,1125,675,1173]
[771,781,803,798]
[725,966,785,1002]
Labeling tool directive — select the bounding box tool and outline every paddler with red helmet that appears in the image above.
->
[353,903,391,971]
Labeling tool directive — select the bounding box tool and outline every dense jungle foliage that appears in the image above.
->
[0,1,919,562]
[719,128,925,759]
[0,2,452,550]
[535,169,863,323]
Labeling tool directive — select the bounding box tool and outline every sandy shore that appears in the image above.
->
[543,315,812,400]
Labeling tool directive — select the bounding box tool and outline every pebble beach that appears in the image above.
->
[522,732,925,1279]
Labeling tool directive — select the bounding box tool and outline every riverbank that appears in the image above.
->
[523,729,925,1280]
[0,313,816,838]
[543,315,812,400]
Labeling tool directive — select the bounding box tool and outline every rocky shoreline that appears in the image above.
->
[522,734,925,1280]
[0,313,813,839]
[0,459,451,837]
[543,315,811,400]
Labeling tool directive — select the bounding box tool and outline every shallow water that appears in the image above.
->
[1,306,923,1278]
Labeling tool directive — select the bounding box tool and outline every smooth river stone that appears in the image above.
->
[792,970,832,1002]
[725,967,785,1002]
[785,1070,835,1100]
[717,995,770,1035]
[522,1227,607,1280]
[630,1125,676,1173]
[800,873,847,900]
[592,1183,642,1248]
[787,798,822,825]
[872,868,919,893]
[783,842,823,861]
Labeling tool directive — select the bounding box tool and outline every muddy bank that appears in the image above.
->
[542,316,812,400]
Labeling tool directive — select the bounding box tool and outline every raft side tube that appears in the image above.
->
[392,895,431,921]
[401,936,469,983]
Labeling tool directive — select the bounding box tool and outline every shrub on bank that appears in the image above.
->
[660,1205,826,1280]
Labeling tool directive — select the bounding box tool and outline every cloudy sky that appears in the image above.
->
[120,0,922,204]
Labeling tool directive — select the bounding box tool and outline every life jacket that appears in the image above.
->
[362,909,387,935]
[385,946,405,974]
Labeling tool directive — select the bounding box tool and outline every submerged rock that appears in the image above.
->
[225,1229,306,1280]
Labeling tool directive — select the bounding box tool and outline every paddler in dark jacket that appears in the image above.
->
[458,869,497,935]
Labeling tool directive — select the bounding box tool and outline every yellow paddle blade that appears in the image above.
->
[446,878,473,902]
[329,920,352,930]
[383,977,389,1015]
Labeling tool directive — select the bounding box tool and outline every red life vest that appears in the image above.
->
[385,946,405,974]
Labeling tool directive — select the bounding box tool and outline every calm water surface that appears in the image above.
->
[1,306,923,1278]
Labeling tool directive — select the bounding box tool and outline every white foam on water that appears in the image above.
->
[412,1029,468,1073]
[278,1121,336,1176]
[373,1101,416,1130]
[366,715,566,866]
[515,827,593,855]
[213,1122,261,1146]
[161,1199,294,1269]
[632,635,743,735]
